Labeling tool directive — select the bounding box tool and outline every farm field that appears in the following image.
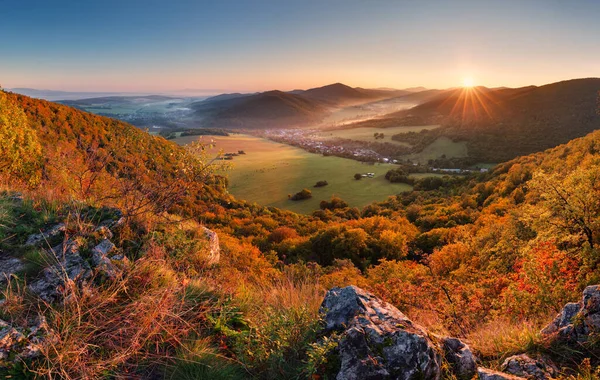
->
[175,134,413,214]
[313,125,439,146]
[403,136,468,164]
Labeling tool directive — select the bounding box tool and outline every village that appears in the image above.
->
[250,128,489,175]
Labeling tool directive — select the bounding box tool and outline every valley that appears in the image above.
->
[175,134,418,214]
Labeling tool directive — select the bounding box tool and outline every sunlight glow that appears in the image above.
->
[462,77,475,88]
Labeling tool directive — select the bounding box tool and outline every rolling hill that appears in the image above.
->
[299,82,408,106]
[345,78,600,162]
[191,83,412,128]
[191,90,330,128]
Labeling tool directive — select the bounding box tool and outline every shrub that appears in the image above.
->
[290,189,312,201]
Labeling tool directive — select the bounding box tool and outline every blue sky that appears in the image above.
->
[1,0,599,92]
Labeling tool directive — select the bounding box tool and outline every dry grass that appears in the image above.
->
[465,317,544,363]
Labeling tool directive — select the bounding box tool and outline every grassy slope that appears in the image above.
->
[175,134,412,214]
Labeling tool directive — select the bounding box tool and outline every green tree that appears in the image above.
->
[0,91,42,186]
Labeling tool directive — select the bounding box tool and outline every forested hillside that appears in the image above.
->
[2,89,600,378]
[348,78,600,162]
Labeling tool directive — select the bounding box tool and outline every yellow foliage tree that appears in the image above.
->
[0,91,42,186]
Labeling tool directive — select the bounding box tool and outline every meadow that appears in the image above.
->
[404,136,468,164]
[175,134,412,214]
[313,125,440,146]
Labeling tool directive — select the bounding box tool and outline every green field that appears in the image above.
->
[314,125,439,146]
[175,134,413,214]
[403,136,468,163]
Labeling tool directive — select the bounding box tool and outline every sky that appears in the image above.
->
[1,0,599,93]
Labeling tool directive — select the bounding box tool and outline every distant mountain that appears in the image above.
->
[402,86,428,92]
[8,88,133,101]
[191,90,329,128]
[352,78,600,162]
[299,83,407,106]
[59,95,176,106]
[202,93,255,103]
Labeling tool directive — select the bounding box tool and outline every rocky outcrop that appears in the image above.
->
[501,354,557,380]
[0,256,24,283]
[27,222,127,303]
[28,239,93,303]
[478,367,526,380]
[25,223,66,247]
[0,316,52,362]
[202,226,220,265]
[319,286,477,380]
[542,285,600,342]
[442,337,477,379]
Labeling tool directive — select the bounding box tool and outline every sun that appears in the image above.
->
[462,77,475,88]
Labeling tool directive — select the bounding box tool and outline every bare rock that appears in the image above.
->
[202,226,220,265]
[0,256,24,283]
[541,303,581,335]
[91,239,119,279]
[320,286,442,380]
[501,354,557,380]
[93,225,114,240]
[25,223,66,246]
[28,240,92,303]
[542,285,600,342]
[0,316,53,362]
[442,336,477,379]
[478,367,527,380]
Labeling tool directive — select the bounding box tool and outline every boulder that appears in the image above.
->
[478,367,526,380]
[441,336,477,379]
[202,226,220,265]
[0,316,51,362]
[28,240,92,302]
[25,223,66,246]
[0,256,24,283]
[93,225,114,240]
[501,354,557,379]
[542,285,600,342]
[320,286,442,380]
[541,303,581,336]
[91,239,120,279]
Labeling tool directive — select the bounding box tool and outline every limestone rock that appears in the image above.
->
[478,367,527,380]
[441,336,477,379]
[0,256,24,283]
[320,286,442,380]
[28,240,92,302]
[501,354,557,380]
[91,239,119,279]
[0,316,52,362]
[202,226,220,265]
[542,285,600,342]
[25,223,66,246]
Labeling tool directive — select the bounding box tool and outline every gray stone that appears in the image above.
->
[320,286,441,380]
[542,285,600,342]
[25,223,66,246]
[0,256,24,283]
[541,303,581,335]
[442,336,477,379]
[0,316,52,361]
[94,225,114,239]
[0,323,26,360]
[28,240,92,303]
[501,354,557,379]
[202,226,220,265]
[91,239,119,279]
[478,367,526,380]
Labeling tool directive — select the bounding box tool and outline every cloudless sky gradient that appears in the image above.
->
[1,0,599,92]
